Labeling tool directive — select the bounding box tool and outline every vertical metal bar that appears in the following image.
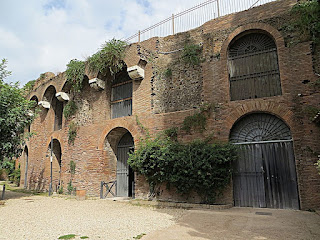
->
[49,137,53,196]
[138,30,141,43]
[100,181,104,199]
[217,0,220,17]
[172,14,175,35]
[1,184,5,200]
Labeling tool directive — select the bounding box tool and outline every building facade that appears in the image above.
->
[19,0,320,210]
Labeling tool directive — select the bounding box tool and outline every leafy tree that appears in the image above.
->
[0,59,35,164]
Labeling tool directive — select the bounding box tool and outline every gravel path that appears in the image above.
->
[0,195,185,240]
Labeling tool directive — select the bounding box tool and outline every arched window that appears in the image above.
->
[228,32,282,100]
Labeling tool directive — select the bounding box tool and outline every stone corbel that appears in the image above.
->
[89,78,105,91]
[55,92,70,102]
[38,101,50,109]
[127,65,144,80]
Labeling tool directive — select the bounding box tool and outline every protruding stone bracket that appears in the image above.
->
[38,101,50,109]
[55,92,70,102]
[27,110,34,117]
[89,78,105,91]
[127,65,144,80]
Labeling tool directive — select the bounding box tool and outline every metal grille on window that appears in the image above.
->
[228,33,282,101]
[111,69,132,119]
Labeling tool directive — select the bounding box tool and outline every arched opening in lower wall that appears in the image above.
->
[230,113,299,209]
[23,146,28,189]
[104,127,134,197]
[48,139,62,192]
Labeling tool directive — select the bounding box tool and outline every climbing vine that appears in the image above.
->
[65,59,86,93]
[63,100,78,120]
[88,38,127,76]
[291,0,320,43]
[128,135,238,203]
[68,121,78,145]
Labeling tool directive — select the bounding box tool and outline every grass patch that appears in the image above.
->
[133,233,146,239]
[80,236,89,239]
[58,234,76,239]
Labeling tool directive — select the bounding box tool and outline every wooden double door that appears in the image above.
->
[231,113,299,209]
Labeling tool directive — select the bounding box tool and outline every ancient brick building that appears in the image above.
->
[19,0,320,210]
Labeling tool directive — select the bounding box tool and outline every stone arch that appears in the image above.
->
[226,102,295,138]
[221,23,286,60]
[220,23,287,101]
[103,127,135,197]
[46,138,62,192]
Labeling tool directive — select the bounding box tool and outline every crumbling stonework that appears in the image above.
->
[18,0,320,210]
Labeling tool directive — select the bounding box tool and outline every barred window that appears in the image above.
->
[228,32,282,101]
[111,69,132,119]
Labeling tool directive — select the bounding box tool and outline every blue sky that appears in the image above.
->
[0,0,201,86]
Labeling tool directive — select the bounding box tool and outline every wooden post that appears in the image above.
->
[217,0,220,17]
[1,184,5,200]
[172,14,175,35]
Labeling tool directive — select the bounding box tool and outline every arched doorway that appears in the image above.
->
[230,113,299,209]
[23,146,28,189]
[104,128,134,197]
[48,139,62,191]
[117,132,134,197]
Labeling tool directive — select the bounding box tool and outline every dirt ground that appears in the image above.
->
[0,191,320,240]
[144,207,320,240]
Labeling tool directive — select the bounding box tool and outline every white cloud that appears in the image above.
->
[0,0,265,86]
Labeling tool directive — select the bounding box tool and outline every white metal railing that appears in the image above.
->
[125,0,277,43]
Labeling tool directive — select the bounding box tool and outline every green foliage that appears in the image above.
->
[133,233,146,239]
[39,73,46,80]
[65,59,86,93]
[163,127,178,141]
[67,179,75,195]
[291,0,320,43]
[303,105,320,120]
[9,167,20,186]
[181,112,207,134]
[128,136,238,203]
[63,100,78,120]
[164,68,172,78]
[80,236,89,239]
[69,160,76,175]
[316,158,320,175]
[68,121,78,145]
[0,59,11,81]
[58,185,64,194]
[58,234,76,239]
[0,59,35,164]
[88,38,127,76]
[181,43,202,66]
[22,80,36,95]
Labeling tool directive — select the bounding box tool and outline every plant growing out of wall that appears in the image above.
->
[68,160,76,194]
[22,80,36,96]
[65,59,86,93]
[68,121,78,145]
[181,43,202,66]
[88,38,127,76]
[290,0,320,43]
[128,135,238,203]
[63,100,78,120]
[181,103,214,134]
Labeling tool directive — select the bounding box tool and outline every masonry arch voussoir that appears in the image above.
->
[98,122,138,150]
[220,23,286,60]
[226,102,294,136]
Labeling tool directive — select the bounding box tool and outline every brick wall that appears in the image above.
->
[19,0,320,210]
